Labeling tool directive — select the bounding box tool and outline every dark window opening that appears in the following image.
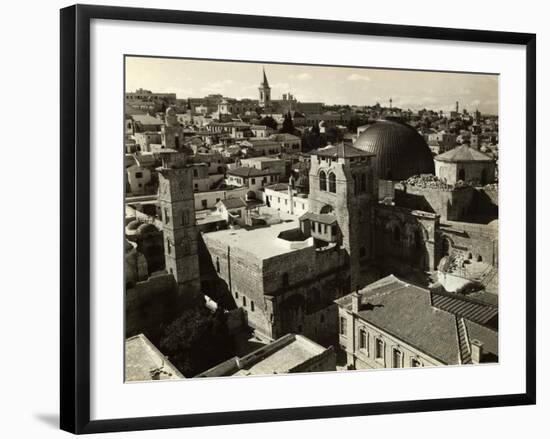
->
[282,272,289,287]
[328,172,337,193]
[375,339,384,359]
[319,170,327,191]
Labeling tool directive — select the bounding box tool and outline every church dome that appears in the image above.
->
[354,118,434,180]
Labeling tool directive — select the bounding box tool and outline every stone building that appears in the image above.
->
[264,182,309,217]
[434,144,496,185]
[393,174,475,222]
[373,204,439,272]
[304,144,377,289]
[157,150,201,302]
[335,275,498,369]
[201,220,348,345]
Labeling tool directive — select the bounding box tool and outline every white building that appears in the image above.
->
[264,183,309,217]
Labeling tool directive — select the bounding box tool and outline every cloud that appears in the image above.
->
[347,73,371,82]
[292,73,312,81]
[200,79,235,92]
[271,82,291,90]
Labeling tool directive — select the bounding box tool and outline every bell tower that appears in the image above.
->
[258,68,271,108]
[157,151,201,302]
[306,145,377,290]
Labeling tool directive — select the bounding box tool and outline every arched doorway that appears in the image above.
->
[458,168,466,181]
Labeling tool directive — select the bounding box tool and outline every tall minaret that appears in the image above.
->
[456,101,459,113]
[259,67,271,108]
[157,151,201,303]
[389,97,393,109]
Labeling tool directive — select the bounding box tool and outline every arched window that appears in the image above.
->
[477,255,483,262]
[328,173,337,193]
[319,170,327,191]
[393,226,401,242]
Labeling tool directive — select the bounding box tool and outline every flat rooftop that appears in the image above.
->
[125,334,184,382]
[233,335,325,376]
[202,219,306,260]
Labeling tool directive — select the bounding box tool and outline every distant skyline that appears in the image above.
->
[125,56,499,114]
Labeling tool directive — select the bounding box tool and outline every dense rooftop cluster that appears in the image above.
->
[402,174,469,189]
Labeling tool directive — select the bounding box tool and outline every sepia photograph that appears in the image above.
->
[123,56,499,382]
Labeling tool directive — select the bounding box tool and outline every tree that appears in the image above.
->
[160,306,234,377]
[259,116,278,130]
[346,115,367,132]
[325,126,344,144]
[280,112,295,134]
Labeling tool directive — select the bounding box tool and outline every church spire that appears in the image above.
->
[261,67,269,87]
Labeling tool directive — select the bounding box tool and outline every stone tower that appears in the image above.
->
[157,151,201,302]
[161,107,184,150]
[258,68,271,108]
[307,144,378,290]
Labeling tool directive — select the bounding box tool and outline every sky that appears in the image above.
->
[125,56,499,114]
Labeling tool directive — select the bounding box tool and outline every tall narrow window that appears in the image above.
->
[242,296,247,307]
[375,338,384,360]
[392,348,402,368]
[359,329,367,350]
[282,272,289,287]
[328,172,337,193]
[164,208,170,224]
[339,316,347,336]
[319,170,327,191]
[182,210,189,226]
[216,257,220,273]
[250,300,255,312]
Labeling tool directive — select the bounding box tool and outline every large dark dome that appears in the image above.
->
[354,119,434,181]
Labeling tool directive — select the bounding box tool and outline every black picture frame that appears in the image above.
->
[60,4,536,434]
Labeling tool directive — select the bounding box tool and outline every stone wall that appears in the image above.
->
[439,223,498,266]
[435,160,496,185]
[374,204,439,271]
[394,183,474,221]
[202,232,348,345]
[125,273,180,345]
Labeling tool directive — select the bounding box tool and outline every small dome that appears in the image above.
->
[354,119,434,181]
[126,220,141,231]
[137,223,158,235]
